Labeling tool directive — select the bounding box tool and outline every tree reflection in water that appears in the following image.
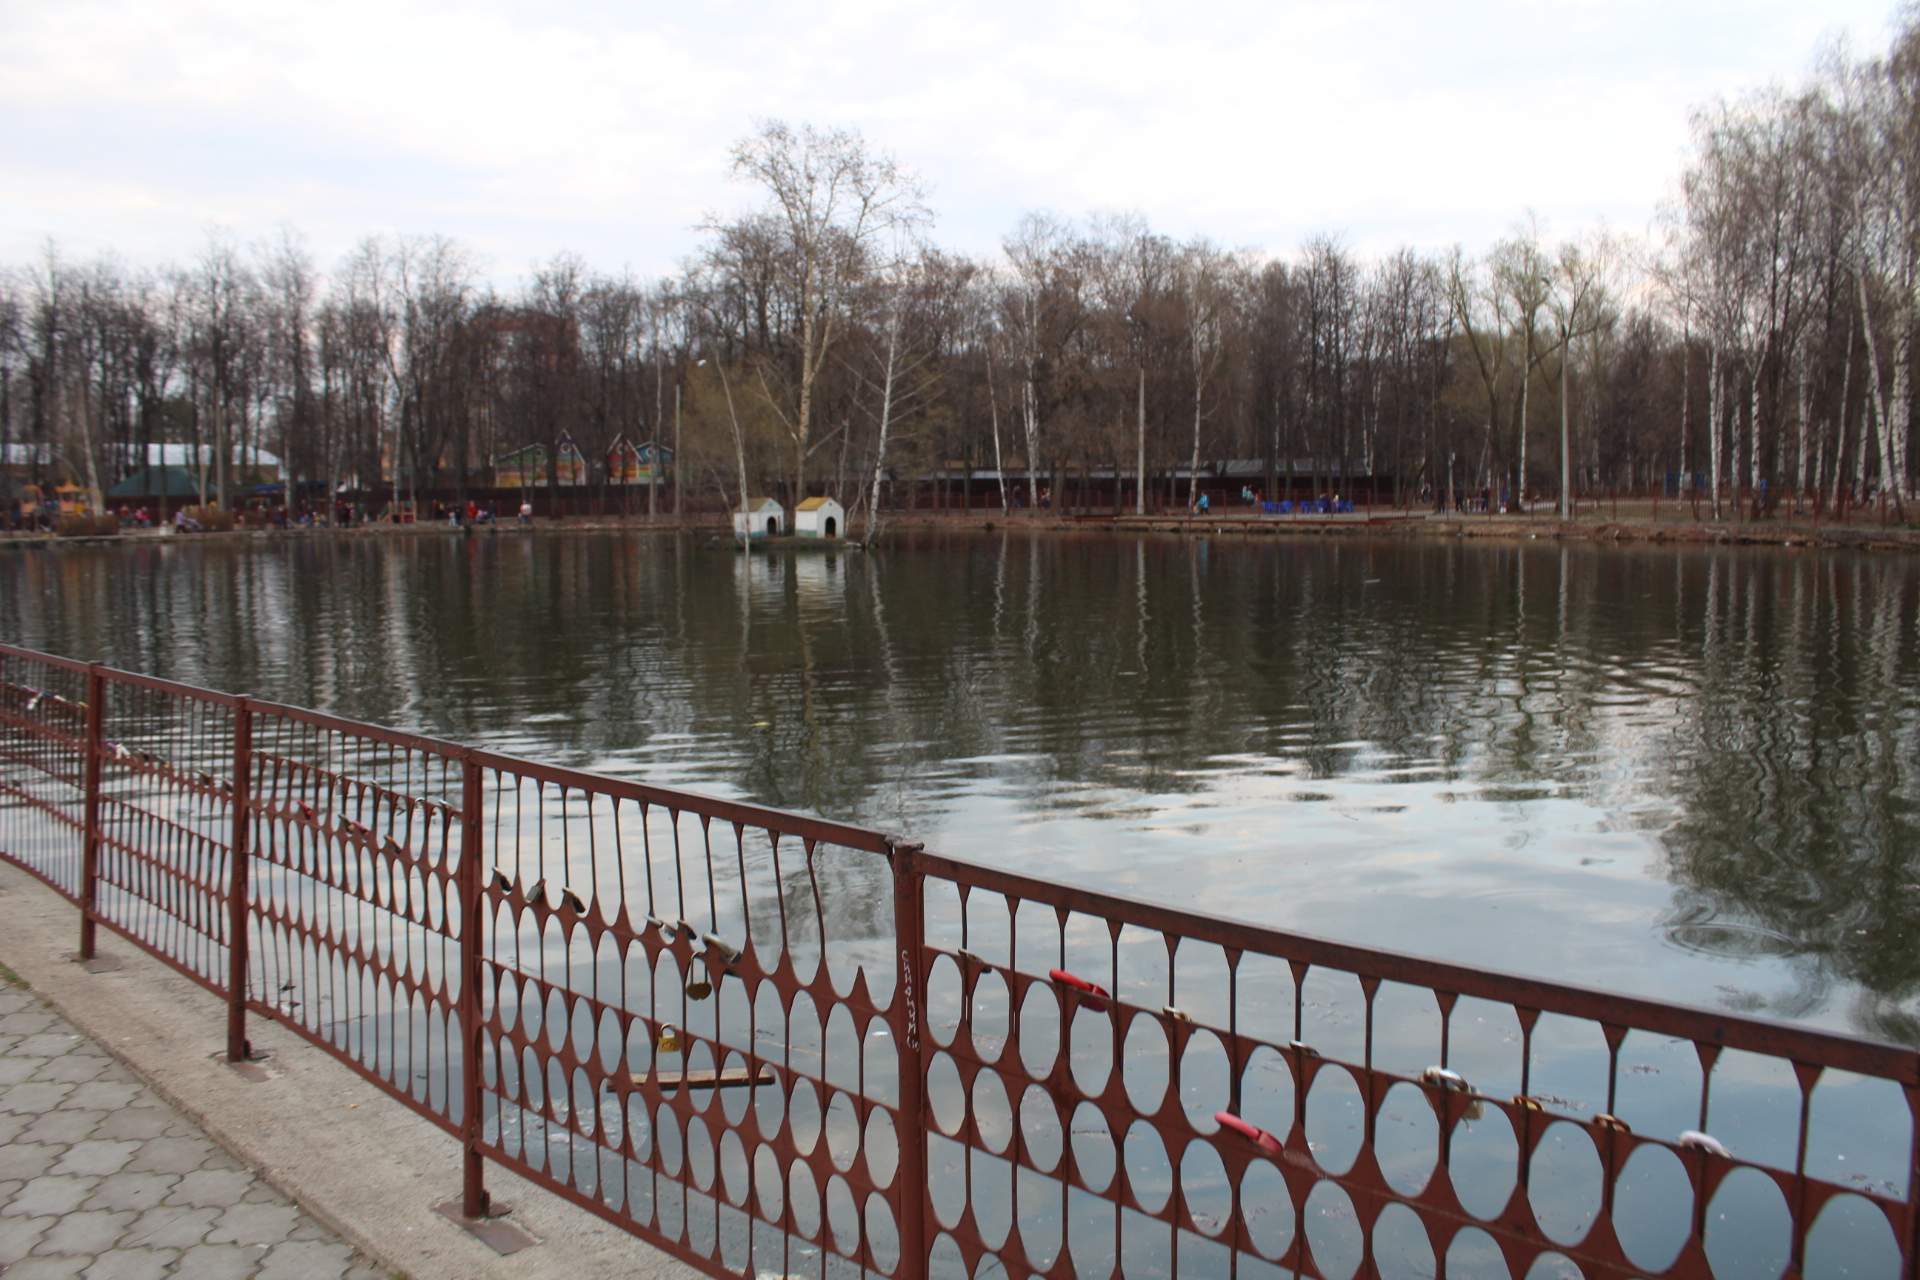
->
[5,530,1917,1041]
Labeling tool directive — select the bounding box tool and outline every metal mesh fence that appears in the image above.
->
[0,642,1914,1280]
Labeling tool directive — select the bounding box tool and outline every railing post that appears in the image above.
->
[459,755,490,1219]
[78,664,105,959]
[888,837,928,1280]
[1909,1082,1920,1280]
[226,697,253,1062]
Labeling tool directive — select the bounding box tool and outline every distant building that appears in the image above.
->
[734,496,784,539]
[553,432,587,486]
[791,496,845,539]
[493,434,589,487]
[607,436,673,485]
[605,435,642,484]
[3,443,283,490]
[106,467,200,499]
[113,444,285,472]
[492,443,546,488]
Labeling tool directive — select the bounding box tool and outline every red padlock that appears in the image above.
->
[1047,969,1110,1013]
[1214,1111,1282,1155]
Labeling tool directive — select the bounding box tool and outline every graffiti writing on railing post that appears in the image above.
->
[77,663,104,961]
[226,696,253,1063]
[889,836,929,1280]
[457,753,489,1219]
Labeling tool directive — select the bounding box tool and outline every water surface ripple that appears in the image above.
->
[6,528,1918,1043]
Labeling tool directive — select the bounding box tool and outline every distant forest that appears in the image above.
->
[3,14,1918,521]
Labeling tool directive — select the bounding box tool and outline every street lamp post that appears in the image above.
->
[1136,364,1146,515]
[1126,314,1146,515]
[1557,310,1572,521]
[696,354,751,552]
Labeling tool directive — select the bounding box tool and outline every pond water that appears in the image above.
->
[4,527,1918,1046]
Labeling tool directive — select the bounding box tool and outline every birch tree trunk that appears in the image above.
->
[790,279,830,508]
[1858,266,1904,513]
[1709,343,1723,519]
[1795,364,1811,512]
[1020,365,1041,513]
[863,310,901,546]
[1833,314,1856,513]
[1680,319,1691,498]
[1892,294,1912,509]
[1518,335,1531,509]
[1188,375,1203,512]
[988,360,1011,515]
[1859,391,1879,502]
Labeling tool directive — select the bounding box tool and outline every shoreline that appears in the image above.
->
[928,510,1920,553]
[6,508,1918,554]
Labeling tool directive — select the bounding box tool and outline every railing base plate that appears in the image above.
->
[433,1198,536,1255]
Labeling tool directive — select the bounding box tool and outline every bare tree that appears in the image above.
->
[1544,238,1618,517]
[256,227,318,506]
[1491,220,1554,507]
[1179,240,1237,508]
[1446,247,1514,507]
[710,121,930,515]
[190,228,256,508]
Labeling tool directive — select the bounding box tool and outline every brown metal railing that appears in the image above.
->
[0,641,1913,1280]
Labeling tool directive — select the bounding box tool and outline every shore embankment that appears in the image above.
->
[6,506,1920,553]
[885,507,1920,553]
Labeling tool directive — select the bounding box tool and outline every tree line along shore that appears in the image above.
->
[4,17,1920,539]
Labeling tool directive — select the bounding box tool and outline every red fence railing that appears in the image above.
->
[0,642,1913,1280]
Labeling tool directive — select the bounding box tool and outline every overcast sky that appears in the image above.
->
[0,0,1899,282]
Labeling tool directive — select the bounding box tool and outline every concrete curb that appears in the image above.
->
[0,863,703,1280]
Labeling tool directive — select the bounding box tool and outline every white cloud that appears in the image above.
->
[0,0,1898,279]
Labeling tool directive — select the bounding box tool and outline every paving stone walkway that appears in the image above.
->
[0,980,391,1280]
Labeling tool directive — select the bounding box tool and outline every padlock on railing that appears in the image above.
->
[1048,968,1110,1013]
[1215,1111,1283,1155]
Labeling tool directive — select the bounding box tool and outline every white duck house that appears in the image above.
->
[734,496,785,538]
[792,496,845,539]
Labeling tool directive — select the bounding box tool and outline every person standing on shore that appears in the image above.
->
[519,500,533,526]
